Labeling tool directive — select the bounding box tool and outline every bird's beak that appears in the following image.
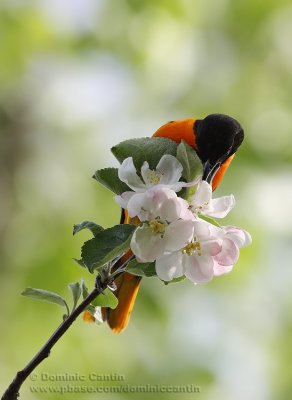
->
[202,159,222,184]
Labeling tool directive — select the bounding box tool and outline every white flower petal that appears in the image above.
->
[176,197,195,220]
[118,157,145,192]
[193,220,210,238]
[130,226,166,262]
[164,220,194,252]
[155,252,184,281]
[126,192,153,219]
[214,238,239,266]
[184,254,214,284]
[192,181,212,207]
[149,188,179,219]
[115,191,135,210]
[156,155,183,185]
[158,197,189,222]
[150,187,177,204]
[207,224,222,237]
[171,175,201,192]
[178,198,196,220]
[126,188,180,221]
[93,307,104,324]
[140,161,153,187]
[206,195,235,218]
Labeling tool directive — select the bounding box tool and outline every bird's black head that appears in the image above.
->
[194,114,244,182]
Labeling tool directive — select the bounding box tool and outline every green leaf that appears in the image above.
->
[80,280,117,319]
[164,275,186,285]
[85,304,96,315]
[80,279,89,299]
[72,258,86,268]
[73,221,104,237]
[93,168,131,195]
[68,282,81,311]
[81,224,136,273]
[85,305,104,325]
[176,140,202,182]
[22,288,69,315]
[92,288,118,309]
[198,214,222,228]
[176,140,203,200]
[111,137,178,170]
[126,258,157,277]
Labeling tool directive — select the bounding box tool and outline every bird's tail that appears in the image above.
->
[101,211,141,333]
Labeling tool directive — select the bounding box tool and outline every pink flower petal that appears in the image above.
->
[201,239,222,256]
[126,187,178,220]
[184,254,214,284]
[149,187,177,216]
[213,262,234,276]
[214,238,239,266]
[223,226,252,248]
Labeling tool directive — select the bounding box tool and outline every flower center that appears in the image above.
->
[149,219,166,235]
[190,202,209,215]
[182,241,202,256]
[145,170,162,185]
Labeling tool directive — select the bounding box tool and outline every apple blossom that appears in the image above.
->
[221,225,252,248]
[119,155,188,192]
[210,224,252,276]
[189,180,235,218]
[155,221,247,284]
[115,154,251,285]
[130,192,195,262]
[155,220,222,282]
[116,155,200,213]
[121,186,193,221]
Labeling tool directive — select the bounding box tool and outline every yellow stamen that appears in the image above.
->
[146,170,162,185]
[149,219,166,234]
[182,241,201,256]
[191,201,209,215]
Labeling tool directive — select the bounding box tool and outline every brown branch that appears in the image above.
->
[1,277,109,400]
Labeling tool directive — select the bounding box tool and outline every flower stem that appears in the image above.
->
[1,277,110,400]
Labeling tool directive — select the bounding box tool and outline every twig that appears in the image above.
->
[1,276,111,400]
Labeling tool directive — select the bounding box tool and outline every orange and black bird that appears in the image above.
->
[102,114,244,333]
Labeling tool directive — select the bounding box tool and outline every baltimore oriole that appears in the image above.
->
[102,114,244,333]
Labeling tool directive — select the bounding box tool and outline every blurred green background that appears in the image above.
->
[1,1,292,399]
